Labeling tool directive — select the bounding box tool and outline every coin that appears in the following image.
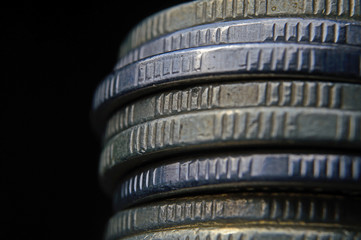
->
[92,43,361,134]
[115,18,361,70]
[105,193,361,240]
[112,153,361,210]
[103,81,361,143]
[99,107,361,194]
[119,227,361,240]
[94,1,361,238]
[118,0,361,57]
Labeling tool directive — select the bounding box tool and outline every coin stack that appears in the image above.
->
[91,0,361,239]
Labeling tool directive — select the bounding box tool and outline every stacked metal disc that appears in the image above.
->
[91,0,361,239]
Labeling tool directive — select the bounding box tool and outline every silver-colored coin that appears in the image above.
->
[118,0,361,57]
[92,43,361,133]
[104,81,361,143]
[115,18,361,70]
[113,153,361,210]
[105,193,361,240]
[120,227,361,240]
[99,107,361,194]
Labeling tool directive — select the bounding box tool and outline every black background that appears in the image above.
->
[2,2,188,239]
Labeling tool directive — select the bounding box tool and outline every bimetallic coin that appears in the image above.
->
[92,43,361,133]
[113,153,361,210]
[105,193,361,240]
[103,81,361,143]
[119,0,361,57]
[99,107,361,194]
[115,18,361,70]
[120,227,361,240]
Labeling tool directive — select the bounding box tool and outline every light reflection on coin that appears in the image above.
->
[115,18,361,70]
[118,0,361,57]
[91,2,361,239]
[105,193,361,240]
[99,107,361,194]
[113,153,361,210]
[120,227,361,240]
[92,44,361,133]
[103,81,361,143]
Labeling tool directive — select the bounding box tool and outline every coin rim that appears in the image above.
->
[99,107,361,194]
[103,80,361,143]
[92,43,361,135]
[112,153,361,210]
[115,18,361,70]
[105,193,361,240]
[117,226,361,240]
[118,0,361,57]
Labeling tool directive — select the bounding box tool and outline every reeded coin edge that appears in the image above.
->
[112,153,361,210]
[115,18,361,70]
[93,43,361,114]
[105,193,361,240]
[119,0,361,57]
[103,81,361,143]
[117,226,361,240]
[100,107,361,178]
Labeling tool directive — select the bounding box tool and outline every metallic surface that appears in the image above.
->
[94,44,361,111]
[103,81,361,143]
[93,2,361,239]
[119,0,361,57]
[120,227,361,240]
[115,18,361,70]
[99,107,361,194]
[92,44,361,133]
[113,153,361,210]
[105,193,361,240]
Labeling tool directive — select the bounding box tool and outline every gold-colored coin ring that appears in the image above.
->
[118,226,361,240]
[104,193,361,240]
[119,0,361,57]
